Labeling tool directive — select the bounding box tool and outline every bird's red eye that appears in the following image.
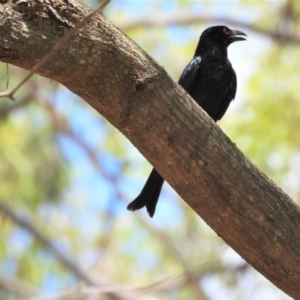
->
[223,28,229,35]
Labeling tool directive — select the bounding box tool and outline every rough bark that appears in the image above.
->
[1,0,300,298]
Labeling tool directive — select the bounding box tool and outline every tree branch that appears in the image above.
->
[43,99,208,300]
[1,0,300,298]
[0,201,155,300]
[0,274,40,297]
[118,14,300,44]
[0,95,32,117]
[0,0,110,100]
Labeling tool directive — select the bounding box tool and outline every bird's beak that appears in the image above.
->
[230,30,247,42]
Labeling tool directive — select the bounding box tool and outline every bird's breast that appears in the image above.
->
[190,59,234,119]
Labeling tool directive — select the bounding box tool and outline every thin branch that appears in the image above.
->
[0,0,110,101]
[119,15,300,44]
[21,286,84,300]
[136,214,209,300]
[0,274,40,297]
[0,201,153,300]
[20,262,249,300]
[43,100,114,179]
[23,285,157,300]
[0,95,32,118]
[0,202,97,285]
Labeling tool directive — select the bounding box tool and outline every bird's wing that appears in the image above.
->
[215,69,237,121]
[178,56,202,93]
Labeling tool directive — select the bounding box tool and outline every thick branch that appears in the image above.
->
[1,0,300,298]
[43,100,207,299]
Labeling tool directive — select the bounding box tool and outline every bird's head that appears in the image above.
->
[201,26,247,46]
[197,26,247,54]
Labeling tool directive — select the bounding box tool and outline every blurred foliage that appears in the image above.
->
[225,44,300,187]
[0,0,299,300]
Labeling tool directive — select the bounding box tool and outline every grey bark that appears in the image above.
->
[0,0,300,298]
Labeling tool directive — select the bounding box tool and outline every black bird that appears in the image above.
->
[127,26,247,217]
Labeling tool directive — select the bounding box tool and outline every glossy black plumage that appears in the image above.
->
[127,26,247,217]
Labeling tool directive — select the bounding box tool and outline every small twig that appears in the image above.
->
[21,286,80,300]
[136,214,209,300]
[0,0,110,101]
[43,100,115,179]
[0,274,40,298]
[20,261,248,300]
[0,201,96,285]
[5,63,9,89]
[0,201,156,300]
[0,96,32,118]
[22,284,158,300]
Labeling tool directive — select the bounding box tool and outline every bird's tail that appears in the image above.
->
[127,168,164,217]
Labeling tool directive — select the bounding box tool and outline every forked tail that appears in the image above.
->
[127,168,164,217]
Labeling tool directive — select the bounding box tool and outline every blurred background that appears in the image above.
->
[0,0,299,299]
